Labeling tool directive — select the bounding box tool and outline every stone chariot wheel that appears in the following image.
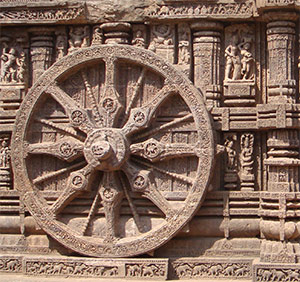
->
[12,45,214,257]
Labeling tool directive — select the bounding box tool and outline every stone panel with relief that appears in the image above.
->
[0,1,300,281]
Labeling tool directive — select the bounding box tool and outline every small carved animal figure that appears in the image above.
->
[192,264,206,276]
[261,269,272,282]
[52,263,64,275]
[127,264,141,276]
[6,259,18,271]
[271,269,285,282]
[235,266,246,277]
[142,265,155,277]
[208,264,222,276]
[225,264,236,276]
[176,264,193,277]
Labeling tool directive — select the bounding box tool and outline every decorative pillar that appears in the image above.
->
[30,28,54,84]
[259,12,300,264]
[191,21,223,109]
[266,12,298,104]
[101,23,131,45]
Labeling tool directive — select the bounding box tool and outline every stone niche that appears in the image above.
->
[1,1,300,282]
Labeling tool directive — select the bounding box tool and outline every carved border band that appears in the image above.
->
[0,255,168,279]
[171,258,252,279]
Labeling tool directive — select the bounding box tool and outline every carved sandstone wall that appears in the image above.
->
[1,1,300,281]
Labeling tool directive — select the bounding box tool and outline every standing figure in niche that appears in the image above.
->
[1,45,17,83]
[238,40,253,80]
[224,137,236,171]
[16,51,26,83]
[224,35,241,80]
[0,139,10,168]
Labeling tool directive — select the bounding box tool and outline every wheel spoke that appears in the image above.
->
[133,113,193,141]
[130,138,198,162]
[99,57,123,127]
[99,172,123,243]
[81,182,102,236]
[133,158,194,185]
[119,171,145,233]
[81,70,103,127]
[45,84,94,133]
[121,84,178,136]
[36,118,85,142]
[32,160,86,185]
[122,161,174,217]
[122,68,147,125]
[27,137,84,162]
[50,164,94,216]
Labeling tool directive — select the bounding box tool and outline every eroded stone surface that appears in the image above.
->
[1,0,300,281]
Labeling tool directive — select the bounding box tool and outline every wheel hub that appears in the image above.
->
[84,128,128,171]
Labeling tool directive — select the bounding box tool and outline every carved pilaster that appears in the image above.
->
[265,130,299,192]
[266,12,298,104]
[261,129,300,263]
[191,21,223,109]
[30,28,54,84]
[101,23,131,45]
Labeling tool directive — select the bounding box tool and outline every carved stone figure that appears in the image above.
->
[225,36,242,81]
[1,45,17,83]
[239,40,253,80]
[55,31,67,60]
[132,30,145,48]
[68,26,90,53]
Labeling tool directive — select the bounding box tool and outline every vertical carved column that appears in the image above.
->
[266,12,298,104]
[265,130,299,192]
[261,14,299,263]
[191,21,223,109]
[101,23,131,45]
[30,28,54,84]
